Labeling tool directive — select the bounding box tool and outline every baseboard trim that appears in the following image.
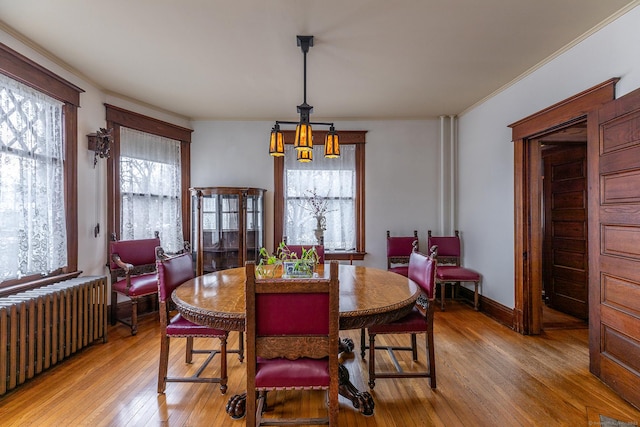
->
[457,287,515,330]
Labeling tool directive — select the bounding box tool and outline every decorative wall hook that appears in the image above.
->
[87,127,113,167]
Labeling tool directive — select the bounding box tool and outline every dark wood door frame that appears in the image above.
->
[509,78,618,334]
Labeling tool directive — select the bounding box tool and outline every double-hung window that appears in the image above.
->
[0,44,81,291]
[274,130,366,260]
[119,127,183,252]
[106,105,191,254]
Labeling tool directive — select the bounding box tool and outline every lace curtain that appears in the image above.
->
[283,144,356,250]
[0,73,66,282]
[119,127,183,253]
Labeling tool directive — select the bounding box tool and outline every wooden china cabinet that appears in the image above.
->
[190,187,265,276]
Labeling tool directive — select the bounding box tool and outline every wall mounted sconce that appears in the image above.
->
[87,127,113,168]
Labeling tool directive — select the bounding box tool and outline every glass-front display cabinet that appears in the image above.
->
[190,187,265,275]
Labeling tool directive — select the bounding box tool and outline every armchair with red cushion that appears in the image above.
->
[108,232,161,335]
[428,230,481,311]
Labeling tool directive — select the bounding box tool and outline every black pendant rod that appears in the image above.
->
[303,45,307,103]
[297,36,313,103]
[296,36,314,120]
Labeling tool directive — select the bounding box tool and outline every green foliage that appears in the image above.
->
[256,242,319,278]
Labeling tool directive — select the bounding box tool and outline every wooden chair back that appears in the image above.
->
[427,230,462,266]
[408,251,436,300]
[386,230,418,272]
[109,232,161,280]
[156,251,194,324]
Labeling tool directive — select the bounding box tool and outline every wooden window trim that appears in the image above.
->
[105,104,192,244]
[0,42,83,292]
[273,130,367,261]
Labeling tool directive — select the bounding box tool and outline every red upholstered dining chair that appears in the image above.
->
[362,250,437,390]
[387,230,418,277]
[360,231,418,358]
[428,230,481,311]
[108,232,161,335]
[156,249,243,394]
[245,261,340,426]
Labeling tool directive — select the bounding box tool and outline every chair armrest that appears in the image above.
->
[112,254,134,273]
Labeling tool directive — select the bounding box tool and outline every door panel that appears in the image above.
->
[543,144,588,319]
[590,87,640,409]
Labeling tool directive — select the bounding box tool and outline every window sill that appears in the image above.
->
[325,251,366,262]
[0,271,82,297]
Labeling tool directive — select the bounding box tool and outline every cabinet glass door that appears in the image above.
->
[218,194,240,269]
[198,193,240,273]
[191,187,265,275]
[245,192,264,263]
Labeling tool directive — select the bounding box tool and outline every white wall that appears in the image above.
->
[457,5,640,308]
[191,119,441,269]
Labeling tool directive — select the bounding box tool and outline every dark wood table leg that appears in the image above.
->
[338,336,374,416]
[338,364,374,416]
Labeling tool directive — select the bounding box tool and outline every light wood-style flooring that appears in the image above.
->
[542,304,588,330]
[1,301,639,426]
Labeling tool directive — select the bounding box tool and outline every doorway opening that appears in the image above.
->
[509,78,618,335]
[539,126,589,330]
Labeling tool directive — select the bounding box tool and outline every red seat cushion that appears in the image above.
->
[166,313,227,337]
[436,265,480,282]
[112,272,158,297]
[389,266,410,277]
[368,307,427,334]
[255,357,330,388]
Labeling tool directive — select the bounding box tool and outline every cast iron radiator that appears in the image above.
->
[0,275,108,396]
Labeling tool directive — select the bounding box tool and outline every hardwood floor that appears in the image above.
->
[1,301,639,426]
[542,304,588,330]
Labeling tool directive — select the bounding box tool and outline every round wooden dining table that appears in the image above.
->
[172,263,420,418]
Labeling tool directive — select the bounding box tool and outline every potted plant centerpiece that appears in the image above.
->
[255,242,320,278]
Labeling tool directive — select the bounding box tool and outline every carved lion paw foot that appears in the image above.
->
[225,393,246,419]
[339,337,355,354]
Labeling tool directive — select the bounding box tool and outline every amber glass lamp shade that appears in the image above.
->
[269,125,284,157]
[297,148,313,163]
[324,126,340,158]
[294,123,313,152]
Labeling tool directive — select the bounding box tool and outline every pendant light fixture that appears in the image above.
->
[269,35,340,161]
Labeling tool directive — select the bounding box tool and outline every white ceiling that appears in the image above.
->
[0,0,636,121]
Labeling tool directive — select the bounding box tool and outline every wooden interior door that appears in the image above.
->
[542,144,588,319]
[589,86,640,410]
